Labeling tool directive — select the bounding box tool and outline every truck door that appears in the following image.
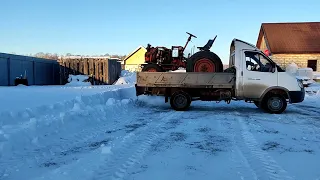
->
[242,50,278,99]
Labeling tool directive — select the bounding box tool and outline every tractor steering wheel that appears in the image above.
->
[186,32,197,38]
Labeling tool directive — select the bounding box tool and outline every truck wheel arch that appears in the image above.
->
[260,87,290,102]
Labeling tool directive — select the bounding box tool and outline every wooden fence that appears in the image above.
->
[58,58,121,85]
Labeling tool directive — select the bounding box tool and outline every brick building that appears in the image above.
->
[256,22,320,72]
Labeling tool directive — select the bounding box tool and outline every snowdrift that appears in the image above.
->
[0,87,136,127]
[114,70,136,85]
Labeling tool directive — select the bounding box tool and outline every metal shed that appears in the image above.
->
[0,53,60,86]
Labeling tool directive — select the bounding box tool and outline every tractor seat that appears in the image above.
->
[197,39,214,51]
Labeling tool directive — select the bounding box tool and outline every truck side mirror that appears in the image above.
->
[271,67,276,73]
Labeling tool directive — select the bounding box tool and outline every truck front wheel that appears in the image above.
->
[170,91,191,111]
[262,94,287,114]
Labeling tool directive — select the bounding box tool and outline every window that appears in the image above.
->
[229,52,235,66]
[307,60,317,71]
[172,48,179,58]
[244,51,274,72]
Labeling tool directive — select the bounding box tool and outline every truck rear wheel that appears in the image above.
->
[262,94,287,114]
[141,64,164,72]
[170,91,191,111]
[186,51,223,72]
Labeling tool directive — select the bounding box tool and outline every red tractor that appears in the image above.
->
[141,32,223,73]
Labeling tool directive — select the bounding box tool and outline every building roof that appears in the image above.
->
[256,22,320,54]
[123,46,146,61]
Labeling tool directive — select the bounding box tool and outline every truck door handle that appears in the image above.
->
[248,78,260,80]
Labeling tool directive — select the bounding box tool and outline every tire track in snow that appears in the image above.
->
[92,110,183,180]
[236,113,295,180]
[221,116,258,180]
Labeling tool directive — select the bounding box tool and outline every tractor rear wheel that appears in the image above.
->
[186,51,223,72]
[141,64,164,72]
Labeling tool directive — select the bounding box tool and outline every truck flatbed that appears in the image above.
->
[136,72,235,88]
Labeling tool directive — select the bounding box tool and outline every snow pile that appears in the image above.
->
[285,63,298,74]
[121,70,132,77]
[286,64,315,86]
[0,85,132,113]
[314,72,320,81]
[105,97,134,106]
[0,87,136,125]
[0,87,136,141]
[297,68,314,80]
[114,70,136,85]
[65,75,92,86]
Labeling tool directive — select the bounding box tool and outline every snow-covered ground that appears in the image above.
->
[1,71,320,180]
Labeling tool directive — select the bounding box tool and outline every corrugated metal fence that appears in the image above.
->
[59,57,121,85]
[0,53,60,86]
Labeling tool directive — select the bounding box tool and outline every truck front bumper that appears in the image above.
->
[289,89,305,103]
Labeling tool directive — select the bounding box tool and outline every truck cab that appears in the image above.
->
[230,39,305,110]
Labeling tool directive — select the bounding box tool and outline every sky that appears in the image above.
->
[0,0,319,63]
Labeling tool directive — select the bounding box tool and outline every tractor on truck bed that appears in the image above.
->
[141,32,223,73]
[135,38,305,114]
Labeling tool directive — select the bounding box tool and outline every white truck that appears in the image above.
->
[135,39,305,114]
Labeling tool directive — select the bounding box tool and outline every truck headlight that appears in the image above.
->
[297,79,304,89]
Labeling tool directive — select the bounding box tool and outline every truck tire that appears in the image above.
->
[141,64,164,72]
[170,91,191,111]
[262,94,287,114]
[186,51,223,72]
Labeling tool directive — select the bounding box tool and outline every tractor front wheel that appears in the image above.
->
[141,64,164,72]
